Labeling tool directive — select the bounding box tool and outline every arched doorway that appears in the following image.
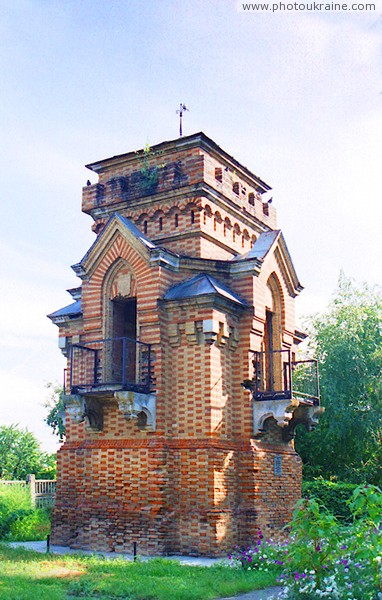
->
[111,297,137,385]
[256,273,287,398]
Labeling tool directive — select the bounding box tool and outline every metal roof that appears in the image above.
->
[233,230,280,261]
[47,299,82,321]
[163,274,247,306]
[76,213,156,270]
[116,214,157,250]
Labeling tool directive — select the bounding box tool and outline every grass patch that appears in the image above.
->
[0,484,50,541]
[0,545,278,599]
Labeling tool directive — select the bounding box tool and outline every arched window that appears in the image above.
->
[261,274,284,394]
[102,261,138,387]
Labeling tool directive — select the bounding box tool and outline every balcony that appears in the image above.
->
[245,349,320,405]
[243,350,321,438]
[67,336,153,395]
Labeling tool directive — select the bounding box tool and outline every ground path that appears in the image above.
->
[8,541,282,599]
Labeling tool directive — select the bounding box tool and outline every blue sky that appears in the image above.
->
[0,0,381,451]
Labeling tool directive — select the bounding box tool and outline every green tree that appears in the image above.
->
[0,424,56,480]
[44,383,66,442]
[295,274,382,485]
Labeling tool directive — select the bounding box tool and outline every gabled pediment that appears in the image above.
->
[232,230,303,297]
[71,213,157,279]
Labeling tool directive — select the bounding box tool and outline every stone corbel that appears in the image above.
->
[168,323,181,347]
[185,321,198,345]
[253,398,299,435]
[228,326,239,351]
[217,322,229,347]
[253,397,324,440]
[282,404,325,441]
[203,319,219,345]
[63,394,85,424]
[115,391,156,431]
[62,395,104,431]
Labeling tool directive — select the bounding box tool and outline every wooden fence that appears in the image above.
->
[0,475,56,508]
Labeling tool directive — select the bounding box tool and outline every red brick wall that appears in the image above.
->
[52,136,303,556]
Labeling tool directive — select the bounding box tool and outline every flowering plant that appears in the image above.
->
[228,529,286,575]
[228,485,382,599]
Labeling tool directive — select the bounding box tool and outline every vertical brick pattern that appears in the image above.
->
[51,134,304,556]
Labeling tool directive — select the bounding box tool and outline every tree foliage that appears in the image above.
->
[0,424,56,480]
[295,274,382,485]
[44,383,66,442]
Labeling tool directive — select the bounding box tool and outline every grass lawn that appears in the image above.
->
[0,545,278,600]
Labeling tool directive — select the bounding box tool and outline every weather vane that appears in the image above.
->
[176,103,189,137]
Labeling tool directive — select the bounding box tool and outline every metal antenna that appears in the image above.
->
[176,103,189,137]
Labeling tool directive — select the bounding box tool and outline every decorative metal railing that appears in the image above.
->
[68,336,152,394]
[248,349,320,404]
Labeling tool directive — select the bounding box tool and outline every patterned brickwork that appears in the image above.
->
[51,133,305,556]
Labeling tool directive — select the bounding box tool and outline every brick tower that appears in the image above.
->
[48,132,321,556]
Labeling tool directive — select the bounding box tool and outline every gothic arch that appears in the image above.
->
[262,272,285,393]
[266,272,285,331]
[102,258,137,339]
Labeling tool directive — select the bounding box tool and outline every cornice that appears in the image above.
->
[85,132,272,195]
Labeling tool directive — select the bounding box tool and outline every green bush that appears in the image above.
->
[302,478,357,523]
[8,508,51,541]
[278,484,382,598]
[0,484,50,541]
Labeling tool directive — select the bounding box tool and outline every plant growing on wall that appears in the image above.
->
[137,142,165,195]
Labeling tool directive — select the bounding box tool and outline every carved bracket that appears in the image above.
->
[253,397,324,439]
[115,391,156,431]
[282,404,325,441]
[253,398,299,435]
[62,395,104,431]
[63,394,85,424]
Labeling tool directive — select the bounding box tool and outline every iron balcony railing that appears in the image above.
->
[68,336,152,395]
[248,349,320,404]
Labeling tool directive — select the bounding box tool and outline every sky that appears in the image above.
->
[0,0,381,452]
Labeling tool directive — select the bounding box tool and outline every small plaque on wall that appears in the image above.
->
[274,455,282,476]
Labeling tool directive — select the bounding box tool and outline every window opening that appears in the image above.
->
[111,298,137,385]
[215,167,222,182]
